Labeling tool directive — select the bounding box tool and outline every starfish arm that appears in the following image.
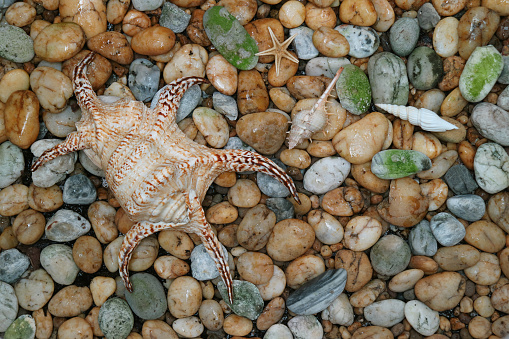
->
[213,149,301,204]
[31,131,88,171]
[73,52,103,119]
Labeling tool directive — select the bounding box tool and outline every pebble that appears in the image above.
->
[257,162,290,198]
[459,46,504,102]
[168,276,202,318]
[0,0,15,9]
[73,236,102,274]
[474,142,509,194]
[434,244,480,271]
[4,315,36,339]
[488,192,509,233]
[264,324,293,339]
[344,216,382,251]
[417,3,440,30]
[0,25,34,63]
[14,269,54,311]
[307,209,344,245]
[498,85,509,110]
[125,273,167,320]
[45,209,91,242]
[33,23,85,62]
[132,0,162,11]
[40,244,79,285]
[389,269,424,292]
[173,316,204,337]
[305,57,350,78]
[87,31,133,65]
[151,83,202,123]
[30,67,73,113]
[62,174,97,204]
[290,26,319,60]
[12,209,44,244]
[321,293,354,326]
[364,299,406,327]
[217,279,264,320]
[193,107,229,148]
[389,17,420,56]
[91,276,115,305]
[464,252,501,286]
[159,2,191,33]
[414,272,466,311]
[368,52,409,105]
[371,149,431,179]
[206,54,237,96]
[199,300,223,331]
[257,265,286,301]
[492,283,509,313]
[0,69,30,104]
[0,281,18,332]
[335,64,371,115]
[98,298,134,339]
[48,285,92,317]
[237,251,273,285]
[236,112,288,155]
[464,220,506,253]
[43,105,81,138]
[334,25,379,58]
[404,300,440,336]
[287,315,323,339]
[79,150,105,177]
[287,269,347,315]
[0,249,30,284]
[429,212,466,247]
[212,92,238,121]
[370,235,412,276]
[128,58,160,102]
[236,204,276,250]
[471,103,509,146]
[407,47,443,90]
[58,317,93,339]
[444,164,478,195]
[303,156,350,194]
[446,194,486,222]
[190,243,228,281]
[408,220,438,256]
[31,139,77,188]
[266,218,314,261]
[256,297,285,330]
[4,89,40,149]
[0,141,24,188]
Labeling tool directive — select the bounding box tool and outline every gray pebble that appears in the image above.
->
[389,17,420,56]
[303,156,350,194]
[190,243,229,281]
[45,209,91,242]
[224,136,256,152]
[213,92,238,120]
[288,315,323,339]
[159,2,191,34]
[290,26,319,60]
[446,194,486,222]
[0,249,30,284]
[370,235,411,276]
[368,52,409,105]
[151,84,202,123]
[407,47,443,90]
[0,141,24,189]
[217,280,264,320]
[0,0,15,9]
[132,0,162,11]
[444,164,478,195]
[408,220,437,256]
[129,58,160,102]
[497,85,509,110]
[305,57,350,78]
[0,25,34,63]
[474,142,509,194]
[417,3,440,30]
[430,212,466,247]
[79,150,105,177]
[125,273,167,320]
[364,299,406,327]
[63,174,97,204]
[471,102,509,146]
[3,314,35,339]
[335,25,379,58]
[0,281,17,332]
[497,55,509,84]
[266,198,294,223]
[264,324,293,339]
[40,244,79,285]
[98,298,134,339]
[31,139,77,188]
[257,159,289,197]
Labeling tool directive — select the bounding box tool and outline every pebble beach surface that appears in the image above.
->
[0,0,509,338]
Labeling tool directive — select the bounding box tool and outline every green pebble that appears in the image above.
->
[98,298,134,339]
[0,25,34,63]
[459,46,504,103]
[371,150,432,179]
[407,46,443,90]
[368,52,409,106]
[218,280,264,320]
[336,64,372,115]
[124,273,167,320]
[4,315,35,339]
[203,6,258,70]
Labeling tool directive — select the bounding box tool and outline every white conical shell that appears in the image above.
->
[376,103,458,132]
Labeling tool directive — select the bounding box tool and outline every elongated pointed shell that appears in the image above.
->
[376,103,458,132]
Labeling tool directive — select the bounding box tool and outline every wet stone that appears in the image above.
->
[444,164,478,195]
[0,249,30,284]
[218,280,264,320]
[0,281,18,332]
[40,244,79,285]
[0,141,24,189]
[389,17,420,57]
[334,25,379,58]
[287,269,347,315]
[471,103,509,146]
[407,47,444,90]
[408,220,438,256]
[364,299,406,327]
[446,194,486,222]
[4,315,35,339]
[0,25,34,63]
[212,92,238,121]
[371,150,431,179]
[417,3,440,30]
[159,2,191,34]
[98,298,134,339]
[257,160,290,198]
[305,57,350,78]
[474,142,509,194]
[45,209,91,242]
[124,273,167,320]
[128,58,160,102]
[368,52,409,105]
[370,235,411,276]
[132,0,163,11]
[335,64,371,115]
[303,156,350,195]
[190,243,229,281]
[62,174,97,205]
[266,198,294,223]
[430,212,466,247]
[287,315,323,339]
[290,26,319,60]
[404,300,440,336]
[151,84,202,123]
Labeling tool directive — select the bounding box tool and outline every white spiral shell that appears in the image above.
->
[376,103,458,132]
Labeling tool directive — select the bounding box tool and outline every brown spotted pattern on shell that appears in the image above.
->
[31,52,300,303]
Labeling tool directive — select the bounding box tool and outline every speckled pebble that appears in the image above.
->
[159,2,191,34]
[370,235,411,276]
[4,314,35,339]
[212,92,238,121]
[389,17,420,57]
[474,142,509,194]
[190,243,229,281]
[446,194,486,222]
[0,142,24,189]
[125,273,167,320]
[305,57,350,78]
[98,298,134,339]
[290,26,319,60]
[303,156,350,194]
[45,209,91,242]
[408,220,438,256]
[0,25,34,63]
[128,58,160,102]
[0,249,30,284]
[218,280,264,320]
[0,281,18,332]
[40,244,79,285]
[404,300,440,336]
[62,174,97,204]
[132,0,163,11]
[334,25,379,58]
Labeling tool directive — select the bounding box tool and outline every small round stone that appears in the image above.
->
[0,142,24,189]
[4,315,36,339]
[62,174,97,204]
[14,269,54,311]
[408,220,438,256]
[125,273,167,320]
[370,235,411,276]
[217,280,264,320]
[446,194,486,221]
[190,243,228,281]
[429,212,466,247]
[45,209,91,242]
[0,249,30,284]
[287,315,323,339]
[98,298,134,339]
[404,300,440,336]
[40,244,79,285]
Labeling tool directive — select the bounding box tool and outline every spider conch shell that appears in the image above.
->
[376,103,458,132]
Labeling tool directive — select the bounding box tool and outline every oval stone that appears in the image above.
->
[429,212,466,247]
[98,298,134,339]
[124,273,167,320]
[0,141,24,189]
[471,103,509,146]
[0,281,18,332]
[334,25,379,58]
[389,17,420,56]
[335,64,371,115]
[0,25,34,63]
[446,194,486,222]
[368,52,409,105]
[370,235,411,276]
[236,112,288,155]
[217,280,264,320]
[474,142,509,194]
[303,156,350,194]
[0,249,30,284]
[364,299,406,327]
[404,300,440,336]
[407,46,444,90]
[33,23,85,62]
[371,150,431,179]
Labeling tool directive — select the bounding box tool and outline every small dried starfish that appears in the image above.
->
[255,26,299,76]
[31,52,300,303]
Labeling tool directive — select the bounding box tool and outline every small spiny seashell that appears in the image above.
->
[376,103,458,132]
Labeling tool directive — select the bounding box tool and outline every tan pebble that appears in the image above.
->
[414,272,466,312]
[306,140,337,158]
[420,178,448,211]
[122,9,151,36]
[458,7,499,60]
[256,297,285,331]
[257,265,286,300]
[371,0,396,32]
[483,0,509,15]
[468,316,492,338]
[88,201,117,243]
[441,88,467,117]
[48,285,93,317]
[199,299,224,331]
[0,102,6,143]
[214,172,237,188]
[228,179,261,208]
[126,332,142,339]
[131,25,176,56]
[266,219,315,261]
[106,0,130,25]
[237,70,270,115]
[432,0,467,16]
[473,295,494,317]
[85,307,103,337]
[339,0,377,26]
[192,107,229,148]
[30,19,51,40]
[154,255,190,279]
[491,315,509,337]
[33,309,53,339]
[237,204,276,250]
[351,161,390,194]
[172,316,204,338]
[89,276,116,306]
[218,224,238,248]
[388,269,424,292]
[223,314,252,336]
[200,281,215,300]
[103,236,123,272]
[458,140,475,170]
[62,50,112,90]
[115,207,135,235]
[487,192,509,233]
[163,44,208,83]
[349,279,386,308]
[0,184,29,217]
[72,236,102,274]
[5,90,39,149]
[287,75,335,100]
[5,2,36,27]
[433,17,460,58]
[285,254,325,289]
[0,226,17,249]
[395,0,428,10]
[168,276,202,318]
[344,216,382,251]
[464,252,500,286]
[245,18,284,64]
[206,55,237,96]
[12,209,45,245]
[335,249,372,292]
[206,201,238,224]
[269,87,296,113]
[268,51,299,87]
[159,230,194,259]
[321,187,364,217]
[417,149,458,179]
[187,9,211,46]
[306,3,337,30]
[129,236,158,271]
[279,1,306,28]
[0,69,30,104]
[30,67,73,113]
[57,317,93,339]
[464,220,506,253]
[409,255,439,275]
[28,183,63,212]
[492,283,509,313]
[237,251,274,285]
[14,269,54,311]
[87,31,134,64]
[280,149,311,169]
[392,119,414,150]
[142,320,178,339]
[287,192,311,216]
[104,81,136,100]
[307,209,344,245]
[352,326,394,338]
[312,27,349,58]
[432,118,466,143]
[412,132,442,159]
[236,112,288,155]
[217,0,257,25]
[33,23,85,62]
[59,0,107,38]
[434,244,480,271]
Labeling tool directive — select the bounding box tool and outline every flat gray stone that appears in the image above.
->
[124,273,167,320]
[417,3,440,30]
[159,2,191,34]
[408,220,437,256]
[368,52,409,105]
[0,141,24,189]
[190,243,228,281]
[364,299,406,327]
[370,235,411,276]
[430,212,466,247]
[129,58,160,102]
[446,194,486,222]
[257,159,289,198]
[45,209,91,242]
[0,249,30,284]
[444,164,478,195]
[63,174,97,204]
[287,269,347,315]
[213,92,238,120]
[0,25,34,63]
[389,17,420,56]
[217,280,264,320]
[0,281,18,332]
[335,25,379,58]
[266,198,294,223]
[290,26,318,60]
[40,244,79,285]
